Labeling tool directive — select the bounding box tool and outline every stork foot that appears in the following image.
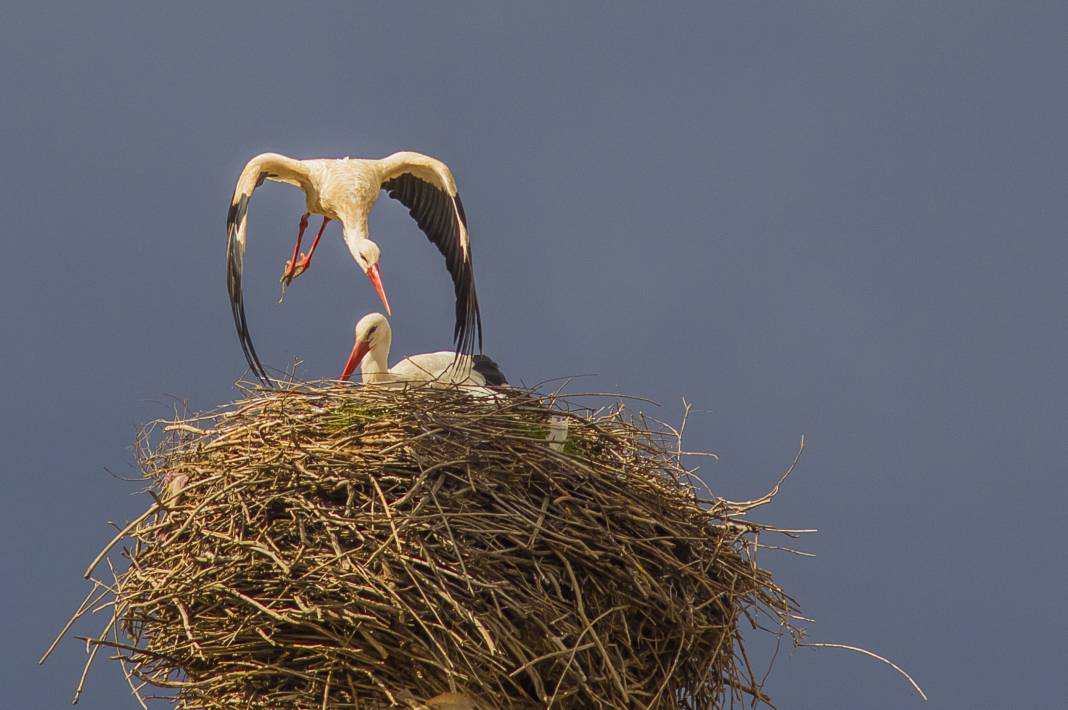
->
[279,253,313,285]
[278,254,313,303]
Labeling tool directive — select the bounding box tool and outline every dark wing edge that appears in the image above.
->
[381,174,483,356]
[471,354,508,387]
[226,187,273,386]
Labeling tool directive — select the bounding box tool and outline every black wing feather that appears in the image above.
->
[381,174,483,356]
[226,185,273,386]
[471,355,508,387]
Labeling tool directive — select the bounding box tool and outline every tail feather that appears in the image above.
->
[471,355,507,387]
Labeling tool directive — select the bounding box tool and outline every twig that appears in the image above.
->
[799,641,927,701]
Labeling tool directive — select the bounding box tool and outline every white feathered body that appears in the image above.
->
[299,159,381,240]
[361,349,483,387]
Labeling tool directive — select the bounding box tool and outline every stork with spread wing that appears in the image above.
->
[226,151,481,384]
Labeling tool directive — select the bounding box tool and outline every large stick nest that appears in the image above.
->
[69,383,801,709]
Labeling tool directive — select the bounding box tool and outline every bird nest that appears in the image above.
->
[60,383,804,709]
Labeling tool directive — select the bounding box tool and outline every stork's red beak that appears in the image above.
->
[341,339,371,382]
[367,264,392,316]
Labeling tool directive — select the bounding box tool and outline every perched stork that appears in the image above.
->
[226,151,482,384]
[340,313,505,390]
[340,314,569,449]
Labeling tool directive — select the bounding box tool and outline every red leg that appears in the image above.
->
[280,213,310,285]
[301,217,331,267]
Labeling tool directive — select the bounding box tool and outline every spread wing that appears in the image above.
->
[226,153,313,385]
[378,152,483,357]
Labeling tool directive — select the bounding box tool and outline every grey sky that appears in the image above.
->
[2,2,1065,707]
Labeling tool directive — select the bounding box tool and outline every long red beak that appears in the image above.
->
[367,264,392,316]
[341,339,371,381]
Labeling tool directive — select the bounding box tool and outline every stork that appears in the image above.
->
[226,151,482,384]
[340,313,505,391]
[341,313,571,449]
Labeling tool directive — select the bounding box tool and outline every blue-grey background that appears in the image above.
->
[2,2,1065,707]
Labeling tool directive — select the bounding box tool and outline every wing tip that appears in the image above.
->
[472,354,507,387]
[227,225,273,388]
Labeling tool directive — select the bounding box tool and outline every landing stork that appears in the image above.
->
[226,151,482,384]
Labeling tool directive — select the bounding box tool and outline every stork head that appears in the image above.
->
[353,239,391,316]
[341,312,392,381]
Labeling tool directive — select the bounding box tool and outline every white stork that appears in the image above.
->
[340,313,506,391]
[340,313,571,449]
[226,151,481,384]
